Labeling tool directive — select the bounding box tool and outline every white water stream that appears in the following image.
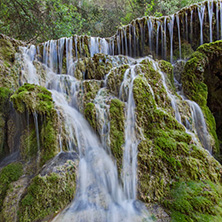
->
[20,38,151,221]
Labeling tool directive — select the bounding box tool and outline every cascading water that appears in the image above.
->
[147,18,153,53]
[168,15,175,63]
[163,17,167,60]
[208,0,214,42]
[187,100,212,153]
[120,66,138,200]
[15,2,222,220]
[156,21,160,57]
[20,38,152,221]
[176,14,182,59]
[190,10,193,43]
[198,4,205,45]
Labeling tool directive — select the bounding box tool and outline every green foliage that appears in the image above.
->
[0,0,83,42]
[0,0,204,41]
[145,0,203,16]
[0,163,23,211]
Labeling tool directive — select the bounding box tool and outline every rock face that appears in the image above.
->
[182,40,222,161]
[0,2,222,221]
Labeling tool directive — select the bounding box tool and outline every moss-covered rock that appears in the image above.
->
[75,53,113,80]
[128,60,222,211]
[182,40,222,156]
[106,64,129,98]
[18,160,76,222]
[2,177,29,222]
[0,87,13,158]
[0,39,15,63]
[11,83,58,166]
[158,60,175,91]
[84,102,97,130]
[11,83,54,115]
[163,180,222,222]
[109,98,125,171]
[0,163,23,212]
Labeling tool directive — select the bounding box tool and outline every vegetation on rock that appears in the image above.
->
[19,160,76,222]
[0,163,23,212]
[182,40,222,157]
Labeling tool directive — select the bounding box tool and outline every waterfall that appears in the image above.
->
[100,38,109,54]
[121,66,138,200]
[94,88,111,153]
[139,22,144,57]
[190,10,193,43]
[186,100,212,153]
[66,37,74,76]
[58,38,65,74]
[117,35,121,55]
[147,18,153,54]
[20,40,152,221]
[168,15,175,63]
[121,29,124,55]
[216,2,219,39]
[90,37,99,57]
[185,12,188,41]
[208,0,214,42]
[161,23,164,59]
[33,112,40,166]
[198,4,205,45]
[133,21,137,57]
[15,2,222,219]
[74,36,78,58]
[129,25,132,57]
[176,14,182,59]
[124,28,128,56]
[156,21,160,57]
[164,17,167,60]
[151,59,182,123]
[221,2,222,39]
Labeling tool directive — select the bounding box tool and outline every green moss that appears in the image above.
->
[106,64,129,97]
[0,87,12,113]
[134,74,222,203]
[40,119,57,166]
[174,41,194,61]
[182,51,208,106]
[163,181,222,222]
[0,39,15,63]
[19,163,76,222]
[84,102,97,130]
[11,83,54,115]
[0,163,23,211]
[182,41,222,155]
[20,128,38,160]
[158,60,175,91]
[11,83,58,166]
[109,98,125,171]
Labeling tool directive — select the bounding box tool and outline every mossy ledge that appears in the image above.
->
[11,83,58,166]
[0,163,23,215]
[182,40,222,157]
[18,159,77,222]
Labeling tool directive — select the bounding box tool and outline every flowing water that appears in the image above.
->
[15,2,222,219]
[20,40,152,221]
[176,14,181,59]
[198,4,205,45]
